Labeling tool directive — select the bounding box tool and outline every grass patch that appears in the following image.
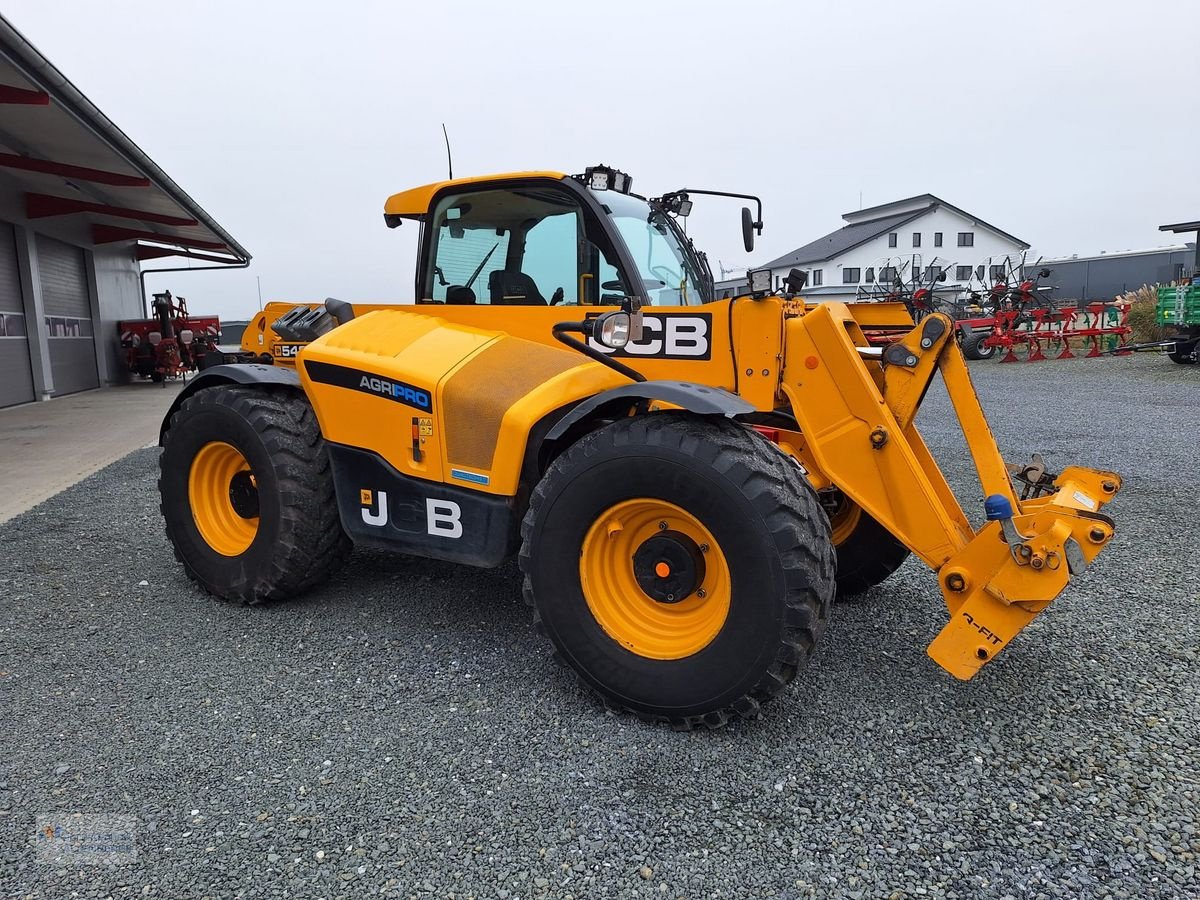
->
[1120,284,1163,343]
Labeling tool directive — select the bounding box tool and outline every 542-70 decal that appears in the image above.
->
[272,342,305,359]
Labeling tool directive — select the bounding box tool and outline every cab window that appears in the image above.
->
[423,186,628,306]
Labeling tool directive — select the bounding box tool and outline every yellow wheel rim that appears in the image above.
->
[579,498,731,660]
[828,498,862,546]
[188,441,259,556]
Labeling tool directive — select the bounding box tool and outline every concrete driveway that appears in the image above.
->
[0,380,184,524]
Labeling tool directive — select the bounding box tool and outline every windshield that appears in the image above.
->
[594,191,709,306]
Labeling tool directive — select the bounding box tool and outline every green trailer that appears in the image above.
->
[1155,285,1199,364]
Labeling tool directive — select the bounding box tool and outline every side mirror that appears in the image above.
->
[741,207,755,253]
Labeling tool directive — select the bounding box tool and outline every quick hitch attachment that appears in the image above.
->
[984,492,1083,575]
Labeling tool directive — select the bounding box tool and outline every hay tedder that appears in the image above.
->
[853,256,957,344]
[157,166,1121,728]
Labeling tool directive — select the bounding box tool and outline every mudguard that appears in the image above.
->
[544,380,754,444]
[159,364,301,444]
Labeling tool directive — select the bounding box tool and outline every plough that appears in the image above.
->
[973,301,1132,363]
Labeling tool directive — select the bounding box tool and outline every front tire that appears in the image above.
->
[159,385,350,603]
[520,413,835,729]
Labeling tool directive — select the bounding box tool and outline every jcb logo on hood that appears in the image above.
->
[587,313,711,360]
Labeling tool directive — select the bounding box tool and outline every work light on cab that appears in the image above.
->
[584,165,632,194]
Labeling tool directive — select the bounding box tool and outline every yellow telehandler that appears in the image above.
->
[160,166,1120,728]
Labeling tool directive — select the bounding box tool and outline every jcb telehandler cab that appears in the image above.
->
[159,166,1121,728]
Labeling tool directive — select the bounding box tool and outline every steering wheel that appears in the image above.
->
[650,265,681,289]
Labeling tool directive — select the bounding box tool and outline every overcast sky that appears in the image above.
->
[7,0,1199,319]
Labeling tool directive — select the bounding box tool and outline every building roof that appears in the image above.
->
[1160,220,1200,234]
[842,194,940,224]
[760,193,1028,271]
[0,14,249,265]
[1039,243,1194,264]
[759,210,923,270]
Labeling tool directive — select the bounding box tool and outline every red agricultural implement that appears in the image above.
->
[851,254,1131,362]
[854,257,957,346]
[960,261,1131,363]
[118,290,220,384]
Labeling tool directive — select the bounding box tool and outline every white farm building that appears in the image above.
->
[747,194,1029,301]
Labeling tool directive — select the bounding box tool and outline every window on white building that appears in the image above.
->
[926,265,943,281]
[842,268,860,284]
[934,232,943,247]
[989,264,1006,281]
[810,269,823,286]
[976,265,985,281]
[955,265,973,281]
[887,233,897,248]
[865,267,875,283]
[958,232,975,247]
[880,265,897,283]
[912,233,921,248]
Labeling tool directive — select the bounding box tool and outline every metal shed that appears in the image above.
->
[0,14,250,407]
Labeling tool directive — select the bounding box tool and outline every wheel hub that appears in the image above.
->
[228,471,259,519]
[632,531,706,603]
[578,498,731,660]
[188,441,260,557]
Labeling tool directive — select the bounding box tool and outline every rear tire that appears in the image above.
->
[962,332,995,360]
[520,413,835,729]
[159,385,351,603]
[827,497,910,597]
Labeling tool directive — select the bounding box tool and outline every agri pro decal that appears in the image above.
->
[303,360,433,412]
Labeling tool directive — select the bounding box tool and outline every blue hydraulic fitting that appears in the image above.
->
[984,494,1014,522]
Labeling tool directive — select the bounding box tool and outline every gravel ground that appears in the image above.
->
[1,353,1197,899]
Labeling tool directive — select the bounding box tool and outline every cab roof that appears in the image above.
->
[384,170,567,219]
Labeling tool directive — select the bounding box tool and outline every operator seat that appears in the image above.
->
[488,270,547,306]
[446,285,476,305]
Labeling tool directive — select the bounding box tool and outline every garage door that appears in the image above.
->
[0,222,35,408]
[37,234,98,396]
